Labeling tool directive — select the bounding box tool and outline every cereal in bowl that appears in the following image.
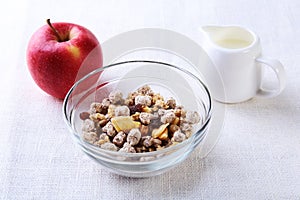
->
[80,85,200,153]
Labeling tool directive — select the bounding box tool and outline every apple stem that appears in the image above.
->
[46,19,64,42]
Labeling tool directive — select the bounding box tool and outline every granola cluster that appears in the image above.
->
[80,85,200,153]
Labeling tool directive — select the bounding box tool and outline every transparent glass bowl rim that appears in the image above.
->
[62,60,212,158]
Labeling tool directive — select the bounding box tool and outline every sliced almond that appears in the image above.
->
[111,116,140,132]
[142,106,152,113]
[158,128,169,140]
[172,117,180,125]
[90,113,105,121]
[152,123,169,139]
[131,112,140,121]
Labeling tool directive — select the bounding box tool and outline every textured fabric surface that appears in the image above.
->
[1,0,300,199]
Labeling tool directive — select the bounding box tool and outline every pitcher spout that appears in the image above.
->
[199,25,257,49]
[201,26,224,37]
[198,26,226,47]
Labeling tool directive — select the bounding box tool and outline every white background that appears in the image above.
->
[0,0,299,199]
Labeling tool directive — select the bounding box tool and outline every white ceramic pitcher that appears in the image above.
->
[199,25,286,103]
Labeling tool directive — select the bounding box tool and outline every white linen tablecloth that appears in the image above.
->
[1,0,299,199]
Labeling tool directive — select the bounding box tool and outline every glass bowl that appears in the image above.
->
[63,60,212,177]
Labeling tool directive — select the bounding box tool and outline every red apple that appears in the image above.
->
[26,19,103,99]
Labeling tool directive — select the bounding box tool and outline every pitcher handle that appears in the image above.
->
[255,56,286,98]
